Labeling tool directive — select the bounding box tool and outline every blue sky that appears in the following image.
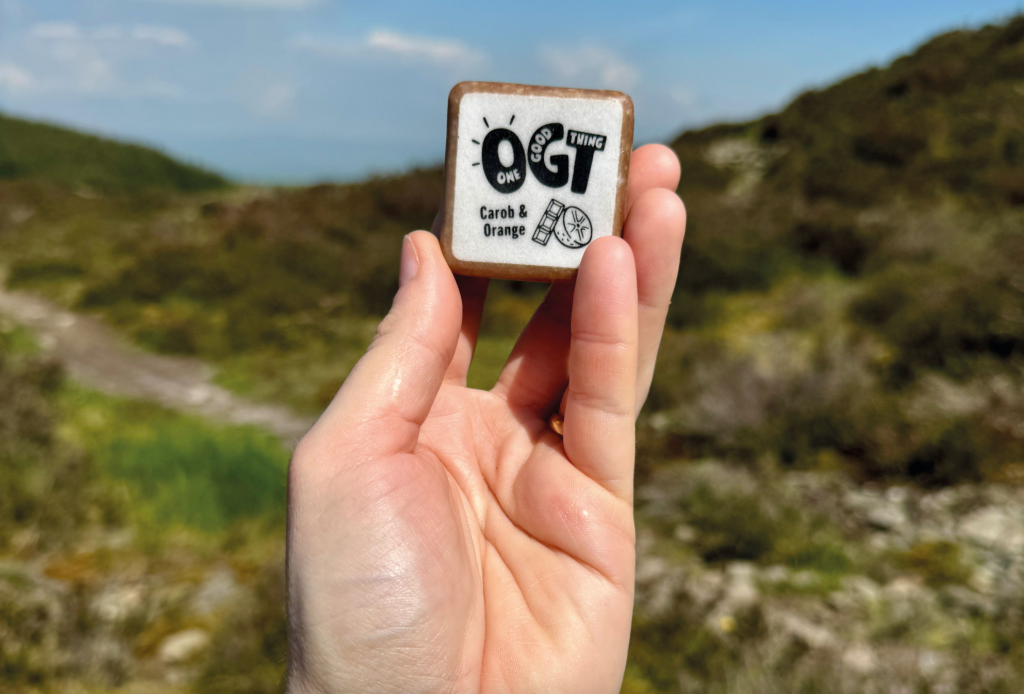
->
[1,0,1021,183]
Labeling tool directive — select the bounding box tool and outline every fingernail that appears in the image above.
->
[399,234,420,288]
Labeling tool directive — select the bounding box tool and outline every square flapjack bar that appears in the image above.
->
[440,82,634,282]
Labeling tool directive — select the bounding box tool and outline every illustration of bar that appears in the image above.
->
[532,199,565,246]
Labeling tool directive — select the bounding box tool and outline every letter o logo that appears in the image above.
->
[482,128,526,194]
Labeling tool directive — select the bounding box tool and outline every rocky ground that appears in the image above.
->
[2,281,1022,692]
[0,531,286,694]
[7,460,1024,693]
[629,461,1024,693]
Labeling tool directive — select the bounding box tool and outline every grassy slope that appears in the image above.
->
[669,15,1024,305]
[0,111,226,194]
[645,15,1024,483]
[3,18,1023,478]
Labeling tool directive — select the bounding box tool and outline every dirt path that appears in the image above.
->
[0,287,315,444]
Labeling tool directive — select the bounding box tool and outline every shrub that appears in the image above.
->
[668,466,852,573]
[0,349,119,552]
[684,481,779,562]
[897,541,972,587]
[786,220,877,275]
[850,263,1024,380]
[7,259,86,286]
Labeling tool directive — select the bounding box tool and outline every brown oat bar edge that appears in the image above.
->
[439,81,634,283]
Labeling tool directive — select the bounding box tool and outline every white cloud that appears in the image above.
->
[140,80,188,99]
[134,0,321,9]
[669,86,697,109]
[0,63,35,92]
[31,22,191,48]
[254,82,297,117]
[287,35,357,59]
[128,25,192,47]
[366,30,483,65]
[26,22,116,94]
[48,42,115,93]
[30,22,82,41]
[540,45,639,90]
[290,29,484,68]
[19,22,191,96]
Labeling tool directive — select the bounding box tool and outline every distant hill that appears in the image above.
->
[3,15,1023,485]
[651,15,1024,484]
[672,14,1024,207]
[0,112,226,194]
[667,14,1024,313]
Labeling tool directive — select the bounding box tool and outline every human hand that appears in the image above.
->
[286,144,686,694]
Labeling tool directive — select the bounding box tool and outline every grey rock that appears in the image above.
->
[683,569,723,612]
[886,486,909,504]
[844,575,882,604]
[940,585,996,617]
[918,649,949,679]
[969,565,996,594]
[845,489,907,531]
[842,643,878,674]
[959,506,1024,554]
[866,503,907,531]
[673,524,697,543]
[723,562,759,605]
[158,628,211,665]
[91,585,146,624]
[760,565,790,586]
[776,612,835,650]
[636,555,669,584]
[190,567,241,615]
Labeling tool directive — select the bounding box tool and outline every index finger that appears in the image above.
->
[431,202,490,385]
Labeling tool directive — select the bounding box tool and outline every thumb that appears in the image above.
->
[308,230,462,458]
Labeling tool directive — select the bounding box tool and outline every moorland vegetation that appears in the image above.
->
[2,14,1024,693]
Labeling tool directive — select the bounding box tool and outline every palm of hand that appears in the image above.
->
[288,146,685,694]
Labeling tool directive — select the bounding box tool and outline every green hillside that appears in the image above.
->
[2,14,1024,694]
[650,15,1024,486]
[3,17,1022,482]
[671,14,1024,301]
[0,112,226,194]
[675,16,1024,206]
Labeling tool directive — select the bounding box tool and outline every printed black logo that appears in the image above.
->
[481,128,526,193]
[474,115,606,196]
[566,130,605,194]
[528,123,569,188]
[532,199,593,249]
